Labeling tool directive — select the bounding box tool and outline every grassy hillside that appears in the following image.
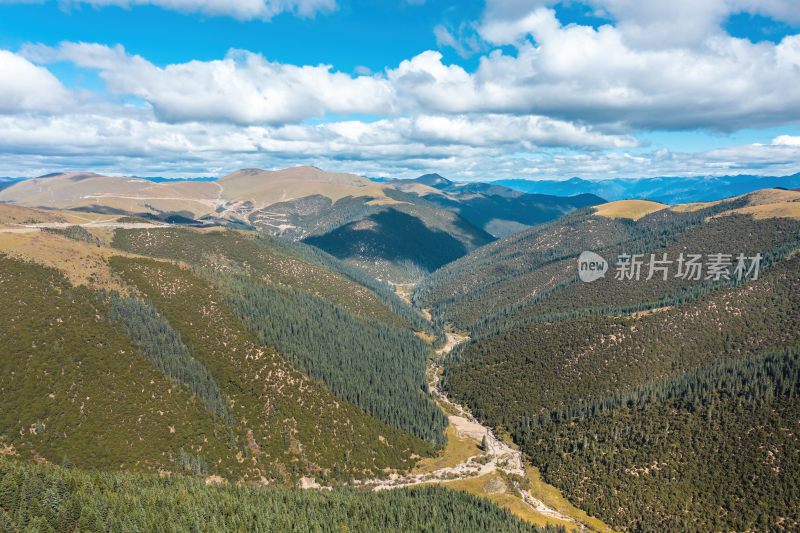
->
[0,458,560,532]
[111,227,446,442]
[1,167,605,283]
[0,254,433,482]
[112,227,429,331]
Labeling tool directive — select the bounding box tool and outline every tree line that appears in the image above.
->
[106,292,234,425]
[217,272,447,444]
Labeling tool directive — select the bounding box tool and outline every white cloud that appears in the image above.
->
[24,43,395,125]
[57,0,336,20]
[480,0,800,47]
[398,9,800,130]
[3,0,800,179]
[773,135,800,147]
[0,109,632,162]
[23,9,800,132]
[0,51,71,113]
[0,105,795,180]
[323,114,637,149]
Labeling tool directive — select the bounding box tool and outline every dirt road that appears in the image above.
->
[0,220,170,233]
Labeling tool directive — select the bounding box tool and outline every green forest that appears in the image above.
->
[0,256,239,475]
[111,228,446,443]
[0,458,561,533]
[415,199,785,333]
[420,203,800,531]
[109,255,435,482]
[218,273,447,444]
[444,257,800,425]
[516,346,800,531]
[106,293,234,425]
[112,227,434,334]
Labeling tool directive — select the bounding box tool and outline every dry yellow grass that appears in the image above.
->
[719,201,800,220]
[738,188,800,206]
[594,200,667,220]
[523,463,617,533]
[0,204,67,225]
[0,231,154,291]
[396,183,444,197]
[670,201,719,213]
[366,197,408,206]
[710,189,800,221]
[441,472,576,530]
[0,173,219,218]
[412,425,481,474]
[219,166,390,208]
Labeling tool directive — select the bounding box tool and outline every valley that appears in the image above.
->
[3,2,799,530]
[1,177,799,532]
[0,167,600,281]
[419,191,800,531]
[354,330,609,531]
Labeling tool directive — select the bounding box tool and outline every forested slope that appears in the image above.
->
[415,196,764,332]
[419,191,800,531]
[0,254,432,482]
[0,256,237,474]
[112,227,430,331]
[111,228,446,443]
[444,257,800,424]
[218,275,446,443]
[518,347,800,532]
[0,458,561,532]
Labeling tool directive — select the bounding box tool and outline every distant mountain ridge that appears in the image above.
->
[0,167,600,281]
[0,177,24,192]
[496,172,800,203]
[387,173,604,238]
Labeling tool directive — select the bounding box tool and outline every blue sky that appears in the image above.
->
[0,0,799,180]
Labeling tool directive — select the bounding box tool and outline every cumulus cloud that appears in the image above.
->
[772,135,800,147]
[0,109,633,162]
[56,0,336,20]
[3,0,800,178]
[23,42,394,125]
[0,50,72,113]
[0,105,795,180]
[480,0,800,47]
[22,10,800,132]
[402,9,800,130]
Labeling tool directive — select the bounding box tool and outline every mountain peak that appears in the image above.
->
[415,173,453,188]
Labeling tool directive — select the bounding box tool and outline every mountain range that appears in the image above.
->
[2,166,800,531]
[496,172,800,204]
[0,167,601,281]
